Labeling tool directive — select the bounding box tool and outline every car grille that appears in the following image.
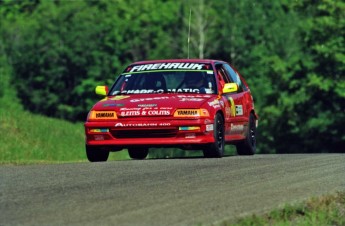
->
[110,128,178,139]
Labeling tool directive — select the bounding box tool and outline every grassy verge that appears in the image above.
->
[0,107,131,164]
[220,192,345,226]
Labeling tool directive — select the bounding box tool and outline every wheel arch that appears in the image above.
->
[216,109,225,120]
[250,109,258,127]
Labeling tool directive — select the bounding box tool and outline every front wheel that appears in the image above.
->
[128,148,149,160]
[203,113,225,158]
[86,145,109,162]
[236,113,256,155]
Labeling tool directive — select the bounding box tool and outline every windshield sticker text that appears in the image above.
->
[129,63,205,72]
[120,89,202,94]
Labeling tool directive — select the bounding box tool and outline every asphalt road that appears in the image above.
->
[1,154,344,226]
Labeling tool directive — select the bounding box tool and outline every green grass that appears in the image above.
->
[220,192,345,226]
[0,107,131,164]
[0,75,129,164]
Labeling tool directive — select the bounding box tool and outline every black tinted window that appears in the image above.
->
[223,64,246,92]
[109,70,217,95]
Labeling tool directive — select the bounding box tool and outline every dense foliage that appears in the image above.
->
[0,0,344,153]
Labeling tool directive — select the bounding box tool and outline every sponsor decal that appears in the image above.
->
[138,104,157,108]
[174,109,209,117]
[185,133,196,138]
[90,128,109,133]
[144,110,170,116]
[119,107,171,116]
[114,122,171,127]
[120,108,141,111]
[120,111,140,116]
[103,103,124,107]
[179,97,204,102]
[206,124,214,131]
[130,96,170,102]
[176,110,198,116]
[178,95,211,98]
[120,89,203,94]
[179,126,200,131]
[230,123,244,133]
[236,105,243,116]
[208,99,220,108]
[121,89,165,94]
[90,111,117,119]
[128,63,205,72]
[168,88,200,93]
[97,112,114,118]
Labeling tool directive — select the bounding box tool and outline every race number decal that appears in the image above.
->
[235,105,243,116]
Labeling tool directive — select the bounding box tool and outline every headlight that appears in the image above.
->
[173,109,210,117]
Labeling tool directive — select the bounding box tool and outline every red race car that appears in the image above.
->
[84,59,258,161]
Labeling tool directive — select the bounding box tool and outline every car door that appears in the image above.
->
[216,63,248,137]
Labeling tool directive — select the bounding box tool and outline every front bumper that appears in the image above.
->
[84,118,215,147]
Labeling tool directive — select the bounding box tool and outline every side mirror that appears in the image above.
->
[222,83,238,94]
[95,86,108,96]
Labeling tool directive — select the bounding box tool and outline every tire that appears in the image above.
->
[236,113,256,155]
[128,148,149,160]
[86,145,109,162]
[203,113,225,158]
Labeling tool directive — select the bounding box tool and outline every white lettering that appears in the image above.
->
[178,63,191,69]
[130,65,142,72]
[141,64,152,71]
[120,111,140,116]
[148,110,170,115]
[169,63,180,69]
[192,64,204,70]
[130,96,170,102]
[159,63,171,69]
[151,63,160,70]
[128,63,205,72]
[115,123,158,127]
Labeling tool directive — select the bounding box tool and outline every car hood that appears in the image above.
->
[92,94,215,117]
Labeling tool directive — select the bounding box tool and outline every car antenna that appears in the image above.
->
[187,8,191,59]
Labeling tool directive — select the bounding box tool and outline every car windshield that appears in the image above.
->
[109,70,217,95]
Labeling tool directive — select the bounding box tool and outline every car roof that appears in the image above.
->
[129,59,226,65]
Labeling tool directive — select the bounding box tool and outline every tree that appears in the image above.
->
[278,0,345,153]
[180,0,219,59]
[212,0,302,153]
[1,0,182,121]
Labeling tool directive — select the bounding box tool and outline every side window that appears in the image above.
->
[215,64,231,90]
[223,64,246,92]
